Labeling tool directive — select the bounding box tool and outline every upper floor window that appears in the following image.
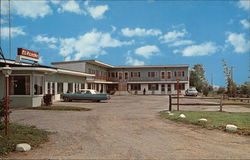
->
[131,72,140,78]
[167,71,172,79]
[118,72,123,80]
[125,72,129,80]
[148,72,156,78]
[161,71,165,79]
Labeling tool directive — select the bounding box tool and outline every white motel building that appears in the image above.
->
[0,48,189,108]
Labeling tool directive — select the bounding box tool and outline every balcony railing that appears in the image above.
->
[93,76,188,82]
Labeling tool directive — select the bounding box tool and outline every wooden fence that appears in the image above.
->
[168,95,250,112]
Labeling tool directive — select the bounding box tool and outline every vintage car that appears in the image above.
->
[62,89,110,102]
[185,88,198,96]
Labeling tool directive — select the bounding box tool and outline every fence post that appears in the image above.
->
[219,96,223,112]
[169,95,172,111]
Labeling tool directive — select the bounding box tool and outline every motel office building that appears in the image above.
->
[0,59,93,107]
[52,60,189,95]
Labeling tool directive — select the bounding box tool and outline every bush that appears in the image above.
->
[217,87,226,94]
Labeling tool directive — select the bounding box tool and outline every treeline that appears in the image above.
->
[189,61,250,97]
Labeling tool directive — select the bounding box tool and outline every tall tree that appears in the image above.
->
[222,59,237,97]
[189,64,207,92]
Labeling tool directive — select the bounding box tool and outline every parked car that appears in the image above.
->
[185,88,198,96]
[62,89,110,102]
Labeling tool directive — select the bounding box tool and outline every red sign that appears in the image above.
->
[18,48,39,60]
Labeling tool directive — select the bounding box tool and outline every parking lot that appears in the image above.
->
[8,95,250,159]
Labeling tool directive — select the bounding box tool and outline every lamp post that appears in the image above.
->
[2,65,12,135]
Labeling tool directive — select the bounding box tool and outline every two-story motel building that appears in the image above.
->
[52,60,189,95]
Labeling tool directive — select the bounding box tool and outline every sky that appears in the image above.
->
[0,0,249,87]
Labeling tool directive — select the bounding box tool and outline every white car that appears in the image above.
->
[185,88,198,96]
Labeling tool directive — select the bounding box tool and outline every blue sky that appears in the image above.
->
[0,0,249,87]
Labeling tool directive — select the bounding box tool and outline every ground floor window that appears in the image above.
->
[174,83,185,90]
[130,84,141,91]
[148,84,159,91]
[34,75,43,95]
[161,84,165,91]
[68,83,73,93]
[87,83,91,89]
[167,84,171,92]
[9,75,30,95]
[57,82,63,94]
[81,83,85,89]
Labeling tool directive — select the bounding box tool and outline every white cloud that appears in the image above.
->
[240,19,250,29]
[34,35,58,44]
[85,4,109,19]
[58,30,133,60]
[57,0,84,15]
[1,27,26,38]
[226,32,250,53]
[126,54,145,66]
[160,29,187,43]
[182,42,218,56]
[238,0,250,11]
[59,38,76,57]
[169,40,194,47]
[121,28,162,37]
[135,45,160,59]
[50,0,61,5]
[12,1,52,19]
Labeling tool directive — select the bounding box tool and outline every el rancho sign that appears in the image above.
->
[16,48,39,62]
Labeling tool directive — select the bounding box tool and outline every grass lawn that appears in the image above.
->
[0,123,50,156]
[23,106,91,111]
[160,111,250,135]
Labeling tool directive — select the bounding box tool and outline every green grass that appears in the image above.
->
[160,111,250,135]
[0,123,50,156]
[23,106,91,111]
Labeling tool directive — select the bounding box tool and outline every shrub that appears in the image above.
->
[217,87,225,94]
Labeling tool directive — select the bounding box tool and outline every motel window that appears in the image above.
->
[87,83,91,89]
[52,83,55,95]
[47,82,51,94]
[182,71,185,77]
[125,72,129,80]
[68,83,73,93]
[81,83,85,89]
[131,72,133,77]
[57,82,63,94]
[119,72,122,80]
[9,75,30,95]
[174,71,177,77]
[111,72,115,78]
[148,72,156,78]
[161,71,165,79]
[131,84,141,91]
[34,75,44,95]
[177,71,182,77]
[167,84,171,92]
[167,71,172,79]
[131,72,140,78]
[148,84,159,91]
[174,83,185,90]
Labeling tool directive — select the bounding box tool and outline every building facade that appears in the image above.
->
[0,59,93,107]
[52,60,189,95]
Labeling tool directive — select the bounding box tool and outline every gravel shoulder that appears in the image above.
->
[8,95,250,159]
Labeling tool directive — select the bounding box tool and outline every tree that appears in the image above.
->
[222,59,237,97]
[189,64,207,92]
[239,82,250,97]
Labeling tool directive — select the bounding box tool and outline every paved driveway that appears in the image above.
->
[8,95,250,159]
